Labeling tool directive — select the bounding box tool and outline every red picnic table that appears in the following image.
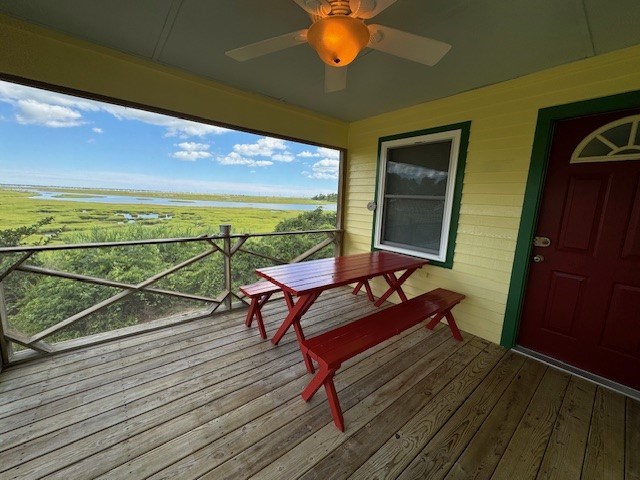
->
[255,251,428,371]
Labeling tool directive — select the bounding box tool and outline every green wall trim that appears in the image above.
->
[500,89,640,348]
[371,121,471,269]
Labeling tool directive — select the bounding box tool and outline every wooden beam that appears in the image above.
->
[27,247,217,344]
[17,264,218,303]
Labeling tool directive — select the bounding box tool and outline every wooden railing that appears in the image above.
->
[0,225,342,365]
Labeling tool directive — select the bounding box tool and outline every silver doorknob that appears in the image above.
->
[533,254,544,263]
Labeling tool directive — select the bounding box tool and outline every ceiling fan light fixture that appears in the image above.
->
[307,16,370,67]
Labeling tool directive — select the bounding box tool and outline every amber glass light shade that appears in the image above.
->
[307,16,370,67]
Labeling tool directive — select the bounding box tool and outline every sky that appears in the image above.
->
[0,80,340,197]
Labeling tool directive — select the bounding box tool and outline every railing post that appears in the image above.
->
[333,230,344,257]
[0,282,12,369]
[220,224,233,311]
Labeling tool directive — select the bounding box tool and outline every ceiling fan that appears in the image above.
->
[226,0,451,93]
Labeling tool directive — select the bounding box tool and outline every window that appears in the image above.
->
[571,114,640,163]
[373,123,470,267]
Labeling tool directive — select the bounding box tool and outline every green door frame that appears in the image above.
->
[500,89,640,348]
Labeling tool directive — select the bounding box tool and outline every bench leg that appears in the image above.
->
[301,366,344,430]
[445,311,463,341]
[301,365,333,401]
[255,308,267,340]
[245,293,272,339]
[245,298,259,327]
[425,312,444,331]
[425,309,463,341]
[324,374,344,432]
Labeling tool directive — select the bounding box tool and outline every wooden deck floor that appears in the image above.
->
[0,288,638,480]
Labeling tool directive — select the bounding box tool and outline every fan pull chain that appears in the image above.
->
[329,0,351,16]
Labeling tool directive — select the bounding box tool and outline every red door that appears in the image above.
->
[517,109,640,390]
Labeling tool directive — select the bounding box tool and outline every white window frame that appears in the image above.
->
[374,129,463,263]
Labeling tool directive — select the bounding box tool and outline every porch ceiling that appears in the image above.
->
[1,0,639,122]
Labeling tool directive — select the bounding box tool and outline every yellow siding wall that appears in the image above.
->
[0,14,348,148]
[345,44,640,343]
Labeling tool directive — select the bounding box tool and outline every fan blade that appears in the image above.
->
[291,0,331,16]
[226,30,308,62]
[367,24,451,66]
[325,65,347,93]
[349,0,398,19]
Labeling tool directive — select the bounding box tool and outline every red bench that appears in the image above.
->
[298,288,465,431]
[239,281,283,339]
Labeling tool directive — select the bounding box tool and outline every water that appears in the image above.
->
[117,213,173,224]
[27,190,337,211]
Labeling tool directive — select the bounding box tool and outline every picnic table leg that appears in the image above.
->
[271,292,320,345]
[352,280,375,302]
[374,268,417,307]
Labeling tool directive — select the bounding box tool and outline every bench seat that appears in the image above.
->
[299,288,465,431]
[239,281,282,339]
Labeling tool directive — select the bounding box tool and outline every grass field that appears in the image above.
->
[0,186,331,244]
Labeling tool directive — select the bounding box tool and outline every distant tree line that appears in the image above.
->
[0,208,336,346]
[312,193,338,201]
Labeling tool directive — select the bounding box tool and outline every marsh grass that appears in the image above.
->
[0,187,310,244]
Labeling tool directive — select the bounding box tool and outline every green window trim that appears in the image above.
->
[500,89,640,348]
[371,121,471,269]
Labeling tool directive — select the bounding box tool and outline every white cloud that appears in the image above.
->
[316,147,340,159]
[15,99,84,128]
[272,153,295,163]
[177,142,210,152]
[297,151,320,158]
[0,80,230,137]
[172,142,211,161]
[173,151,211,161]
[102,104,230,138]
[233,136,288,157]
[0,81,101,113]
[92,127,103,134]
[299,147,341,180]
[217,152,273,167]
[217,136,296,168]
[303,158,340,180]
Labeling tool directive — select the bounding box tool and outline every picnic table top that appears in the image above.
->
[255,251,428,296]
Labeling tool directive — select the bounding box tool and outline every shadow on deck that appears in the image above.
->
[0,288,637,479]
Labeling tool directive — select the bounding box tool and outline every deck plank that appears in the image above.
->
[293,337,495,480]
[250,336,490,480]
[444,358,547,480]
[96,327,444,480]
[142,326,458,479]
[536,376,597,480]
[0,292,367,435]
[627,398,640,480]
[581,387,626,480]
[0,288,636,480]
[395,350,525,480]
[490,367,570,480]
[1,293,376,478]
